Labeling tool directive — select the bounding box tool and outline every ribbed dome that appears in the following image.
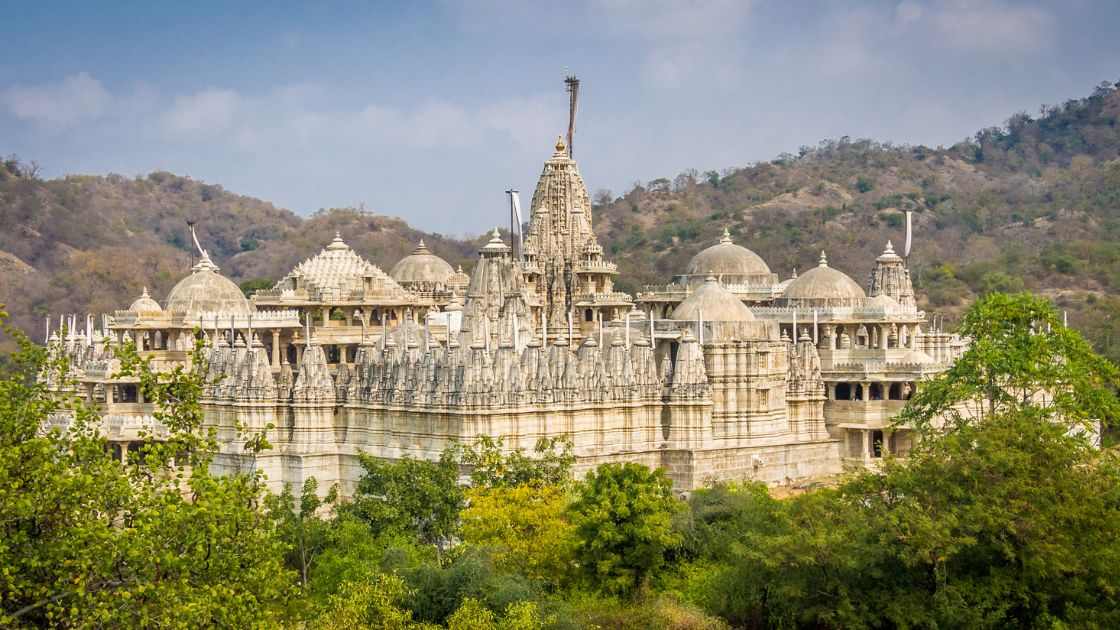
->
[165,254,250,318]
[129,287,163,313]
[390,240,454,286]
[783,251,866,303]
[275,232,402,297]
[672,277,755,322]
[687,229,771,277]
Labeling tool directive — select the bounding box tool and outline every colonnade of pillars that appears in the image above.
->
[781,322,921,350]
[828,381,914,401]
[847,428,892,461]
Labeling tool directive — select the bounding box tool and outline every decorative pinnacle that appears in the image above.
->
[720,227,732,244]
[327,231,348,250]
[554,135,567,155]
[884,240,895,255]
[818,251,829,267]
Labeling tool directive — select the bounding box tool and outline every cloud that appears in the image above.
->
[593,0,753,88]
[161,88,241,135]
[0,72,111,128]
[480,96,565,151]
[899,0,1053,54]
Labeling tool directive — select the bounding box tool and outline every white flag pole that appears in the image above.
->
[904,211,913,258]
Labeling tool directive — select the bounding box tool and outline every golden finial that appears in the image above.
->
[554,135,567,154]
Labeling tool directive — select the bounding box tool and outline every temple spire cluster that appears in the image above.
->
[42,90,964,495]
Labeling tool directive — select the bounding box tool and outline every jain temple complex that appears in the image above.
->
[44,135,966,495]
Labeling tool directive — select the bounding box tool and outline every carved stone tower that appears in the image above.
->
[867,241,915,308]
[521,136,629,333]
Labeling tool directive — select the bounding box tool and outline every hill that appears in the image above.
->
[594,79,1120,361]
[3,79,1120,360]
[0,164,479,350]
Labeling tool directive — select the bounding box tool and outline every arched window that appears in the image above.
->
[835,383,851,400]
[888,382,903,400]
[869,383,883,400]
[854,384,864,400]
[585,309,594,322]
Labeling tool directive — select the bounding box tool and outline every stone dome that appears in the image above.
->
[686,229,771,278]
[866,292,899,310]
[672,277,755,322]
[783,251,866,304]
[390,240,455,286]
[129,287,163,313]
[165,254,251,318]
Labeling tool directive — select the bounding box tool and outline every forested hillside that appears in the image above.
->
[0,166,477,350]
[596,79,1120,360]
[3,80,1119,358]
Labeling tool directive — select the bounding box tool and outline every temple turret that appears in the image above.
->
[867,241,916,308]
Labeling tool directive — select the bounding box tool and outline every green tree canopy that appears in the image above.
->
[346,451,463,553]
[900,291,1120,434]
[693,292,1120,628]
[570,462,682,598]
[0,313,295,627]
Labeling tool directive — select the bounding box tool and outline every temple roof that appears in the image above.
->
[165,252,251,318]
[783,251,866,302]
[672,277,755,322]
[275,232,402,297]
[128,287,163,313]
[686,228,771,278]
[389,239,455,286]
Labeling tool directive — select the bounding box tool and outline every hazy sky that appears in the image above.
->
[2,1,1118,235]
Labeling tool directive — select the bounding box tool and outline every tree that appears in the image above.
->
[269,477,339,588]
[703,293,1120,628]
[570,463,682,597]
[899,292,1120,434]
[346,451,463,553]
[0,313,296,627]
[459,435,573,489]
[446,598,546,630]
[311,573,429,630]
[461,484,577,588]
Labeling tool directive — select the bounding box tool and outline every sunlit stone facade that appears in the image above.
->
[44,137,965,495]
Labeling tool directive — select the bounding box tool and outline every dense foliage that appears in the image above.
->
[4,292,1120,627]
[0,312,294,627]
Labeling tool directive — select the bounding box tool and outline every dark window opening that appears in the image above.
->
[835,383,851,400]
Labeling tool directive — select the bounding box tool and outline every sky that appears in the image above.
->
[2,0,1119,235]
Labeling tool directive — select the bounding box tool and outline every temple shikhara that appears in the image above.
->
[42,105,967,495]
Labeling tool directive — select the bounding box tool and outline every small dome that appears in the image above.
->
[390,239,455,286]
[129,287,163,313]
[480,228,510,256]
[783,251,866,303]
[448,265,470,291]
[165,254,251,318]
[877,240,903,263]
[866,293,899,310]
[672,277,755,322]
[687,228,771,278]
